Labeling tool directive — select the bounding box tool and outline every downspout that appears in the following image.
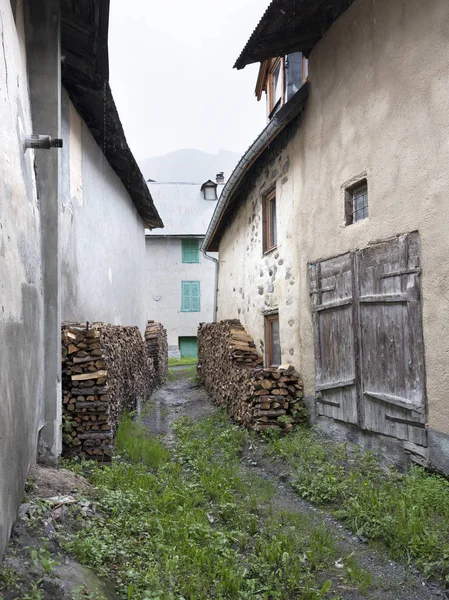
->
[201,247,219,323]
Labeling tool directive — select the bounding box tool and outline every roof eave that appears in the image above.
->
[61,0,163,230]
[234,0,356,70]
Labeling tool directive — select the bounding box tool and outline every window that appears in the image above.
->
[265,314,281,367]
[181,281,200,312]
[200,180,218,200]
[268,58,284,116]
[263,189,277,253]
[204,186,217,200]
[182,239,200,263]
[345,180,368,225]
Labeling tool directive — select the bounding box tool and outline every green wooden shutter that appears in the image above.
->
[181,281,191,311]
[182,239,199,263]
[191,282,200,312]
[182,281,200,311]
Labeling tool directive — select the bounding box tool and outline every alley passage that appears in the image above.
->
[12,364,443,600]
[92,364,443,600]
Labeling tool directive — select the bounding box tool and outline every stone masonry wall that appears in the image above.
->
[198,320,307,431]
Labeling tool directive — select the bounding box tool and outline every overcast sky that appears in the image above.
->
[108,0,268,162]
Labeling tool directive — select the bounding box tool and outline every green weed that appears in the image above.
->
[28,546,58,575]
[115,412,169,468]
[167,365,198,382]
[18,582,44,600]
[264,426,449,585]
[0,565,20,591]
[62,411,354,599]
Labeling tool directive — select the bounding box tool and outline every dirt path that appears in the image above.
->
[142,366,216,447]
[146,366,447,600]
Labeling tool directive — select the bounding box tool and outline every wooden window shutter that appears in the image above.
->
[181,281,191,311]
[191,282,200,312]
[182,239,199,263]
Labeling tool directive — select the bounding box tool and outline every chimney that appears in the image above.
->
[216,172,224,184]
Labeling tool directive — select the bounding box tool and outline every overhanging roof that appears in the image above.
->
[61,0,163,229]
[234,0,355,70]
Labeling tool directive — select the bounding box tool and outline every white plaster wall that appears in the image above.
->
[145,237,217,349]
[0,0,44,557]
[60,91,147,332]
[218,0,449,435]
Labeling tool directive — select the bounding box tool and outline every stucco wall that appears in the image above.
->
[0,0,44,557]
[217,0,449,460]
[144,237,217,351]
[60,90,147,332]
[217,149,300,364]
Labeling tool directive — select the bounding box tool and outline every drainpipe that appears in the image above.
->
[25,0,62,464]
[201,247,219,323]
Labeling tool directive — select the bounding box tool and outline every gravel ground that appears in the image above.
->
[145,367,447,600]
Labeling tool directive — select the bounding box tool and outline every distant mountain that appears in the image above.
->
[139,148,240,183]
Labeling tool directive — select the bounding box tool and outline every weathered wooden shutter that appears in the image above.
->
[181,281,191,311]
[191,282,200,312]
[309,233,427,447]
[357,233,426,445]
[309,252,359,425]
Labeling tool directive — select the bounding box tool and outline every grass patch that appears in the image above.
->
[263,426,449,585]
[61,411,369,599]
[115,412,170,468]
[167,364,198,382]
[168,357,198,367]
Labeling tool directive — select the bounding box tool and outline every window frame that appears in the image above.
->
[262,188,277,254]
[181,281,201,313]
[265,313,281,367]
[182,238,200,264]
[302,55,309,83]
[267,57,285,115]
[345,179,368,225]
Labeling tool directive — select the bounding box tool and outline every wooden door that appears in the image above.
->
[179,336,198,359]
[309,252,359,424]
[357,233,426,445]
[309,233,427,446]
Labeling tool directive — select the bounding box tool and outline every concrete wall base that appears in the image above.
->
[168,346,180,359]
[304,396,413,472]
[428,429,449,474]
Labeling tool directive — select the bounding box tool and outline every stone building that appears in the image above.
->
[0,0,162,558]
[145,179,220,358]
[203,0,449,472]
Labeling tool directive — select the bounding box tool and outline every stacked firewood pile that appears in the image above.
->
[145,320,168,385]
[61,322,156,459]
[197,320,307,431]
